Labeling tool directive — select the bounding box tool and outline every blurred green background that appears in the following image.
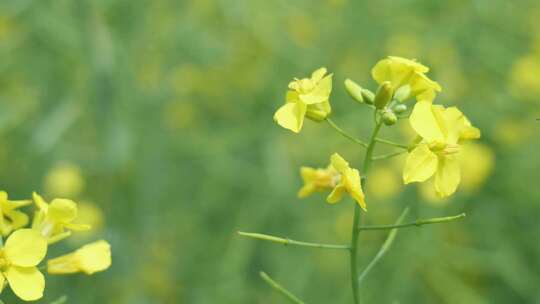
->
[1,0,540,303]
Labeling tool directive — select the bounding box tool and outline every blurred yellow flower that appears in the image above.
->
[274,67,332,133]
[44,162,85,198]
[0,191,31,236]
[0,229,47,301]
[68,201,105,243]
[509,54,540,102]
[459,143,495,193]
[32,192,91,244]
[299,153,366,210]
[48,240,111,275]
[494,118,534,147]
[372,56,441,102]
[403,102,480,197]
[366,166,402,201]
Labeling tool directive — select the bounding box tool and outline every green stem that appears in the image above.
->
[237,232,350,250]
[357,207,410,285]
[358,213,466,231]
[325,118,368,148]
[374,138,409,149]
[350,118,383,304]
[260,271,306,304]
[371,150,406,161]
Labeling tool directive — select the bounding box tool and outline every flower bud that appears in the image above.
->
[361,89,375,105]
[392,104,407,114]
[344,79,364,104]
[306,109,329,122]
[381,110,397,126]
[374,81,393,109]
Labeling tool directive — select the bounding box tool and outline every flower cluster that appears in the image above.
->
[0,191,111,301]
[274,56,480,206]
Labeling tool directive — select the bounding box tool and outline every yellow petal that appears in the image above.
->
[330,153,350,174]
[327,184,346,204]
[4,229,47,267]
[299,76,332,105]
[273,102,307,133]
[48,199,78,223]
[434,156,461,198]
[32,192,48,211]
[0,273,4,293]
[387,56,429,73]
[76,240,112,274]
[48,240,111,275]
[285,90,299,103]
[345,168,366,211]
[311,67,327,83]
[5,266,45,301]
[4,210,29,231]
[403,145,438,184]
[409,101,445,142]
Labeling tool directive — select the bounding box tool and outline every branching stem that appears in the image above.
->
[260,271,306,304]
[325,118,368,148]
[357,207,410,285]
[358,213,466,231]
[237,232,350,250]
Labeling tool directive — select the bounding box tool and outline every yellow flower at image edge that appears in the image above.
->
[0,229,47,301]
[48,240,111,275]
[298,153,366,210]
[371,56,441,102]
[274,67,332,133]
[403,102,480,197]
[0,191,32,236]
[32,192,91,243]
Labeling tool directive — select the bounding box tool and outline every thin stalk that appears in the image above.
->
[358,213,466,231]
[357,207,410,285]
[326,118,368,148]
[350,118,383,304]
[371,150,406,161]
[237,232,350,250]
[374,138,409,149]
[260,271,306,304]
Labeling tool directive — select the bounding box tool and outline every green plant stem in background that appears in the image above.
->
[237,232,350,250]
[49,296,68,304]
[374,138,409,149]
[358,213,466,231]
[325,118,368,148]
[350,118,383,304]
[371,150,406,161]
[357,207,410,285]
[260,271,306,304]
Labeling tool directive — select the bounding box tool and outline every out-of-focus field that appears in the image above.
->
[1,0,539,303]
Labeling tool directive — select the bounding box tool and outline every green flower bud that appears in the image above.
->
[361,89,375,105]
[306,109,329,122]
[344,79,364,104]
[392,104,407,114]
[381,110,397,126]
[374,81,393,109]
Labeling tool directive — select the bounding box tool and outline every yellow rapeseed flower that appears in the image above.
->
[0,191,32,236]
[371,56,441,102]
[47,240,111,275]
[274,67,332,133]
[403,102,480,197]
[44,162,85,198]
[0,229,47,301]
[32,192,90,244]
[298,153,366,210]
